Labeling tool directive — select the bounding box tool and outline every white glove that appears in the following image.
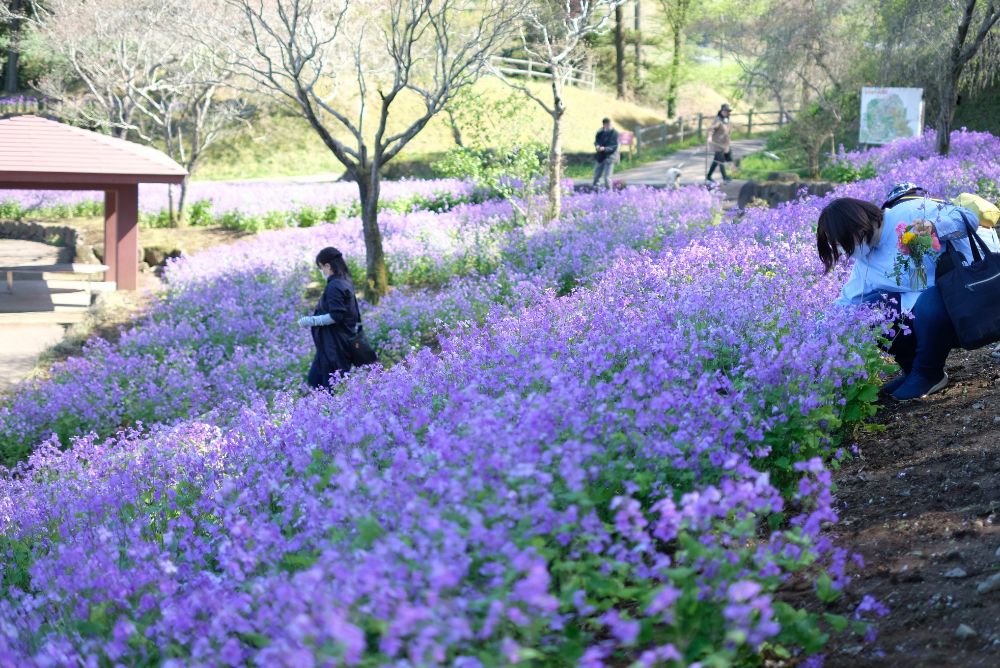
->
[298,314,334,327]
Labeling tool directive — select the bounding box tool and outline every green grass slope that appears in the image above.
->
[197,78,671,181]
[953,82,1000,137]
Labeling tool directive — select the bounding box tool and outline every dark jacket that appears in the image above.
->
[595,128,619,163]
[310,275,361,377]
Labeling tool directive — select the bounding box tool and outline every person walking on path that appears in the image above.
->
[706,104,733,183]
[298,246,362,388]
[592,117,619,190]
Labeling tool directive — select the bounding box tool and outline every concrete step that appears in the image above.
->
[0,279,92,326]
[0,309,87,325]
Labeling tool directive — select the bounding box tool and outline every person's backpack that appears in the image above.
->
[952,192,999,229]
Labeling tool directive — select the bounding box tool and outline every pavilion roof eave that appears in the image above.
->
[0,172,186,189]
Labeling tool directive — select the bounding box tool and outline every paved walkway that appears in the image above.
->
[575,137,767,203]
[0,240,88,393]
[615,138,765,185]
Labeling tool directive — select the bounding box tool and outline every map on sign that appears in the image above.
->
[859,87,924,145]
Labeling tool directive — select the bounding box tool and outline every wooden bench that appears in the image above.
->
[2,263,110,294]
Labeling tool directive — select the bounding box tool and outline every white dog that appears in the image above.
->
[664,163,684,189]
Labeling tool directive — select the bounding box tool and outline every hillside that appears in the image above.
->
[954,81,1000,137]
[197,74,740,181]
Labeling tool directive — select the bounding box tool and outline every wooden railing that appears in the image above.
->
[631,108,795,155]
[489,56,596,90]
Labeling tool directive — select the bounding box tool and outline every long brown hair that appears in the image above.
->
[816,198,883,273]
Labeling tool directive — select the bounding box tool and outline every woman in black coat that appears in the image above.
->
[298,246,361,388]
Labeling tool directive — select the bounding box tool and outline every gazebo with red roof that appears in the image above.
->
[0,115,187,290]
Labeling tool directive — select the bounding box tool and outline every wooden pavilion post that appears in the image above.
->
[103,189,118,285]
[103,185,139,290]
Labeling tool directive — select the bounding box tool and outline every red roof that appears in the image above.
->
[0,115,187,186]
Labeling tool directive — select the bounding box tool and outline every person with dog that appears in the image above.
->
[705,104,733,184]
[592,117,619,190]
[816,184,978,400]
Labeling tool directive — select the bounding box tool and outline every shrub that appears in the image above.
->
[186,199,214,226]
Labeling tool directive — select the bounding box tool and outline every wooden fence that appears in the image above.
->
[489,56,596,90]
[631,108,794,156]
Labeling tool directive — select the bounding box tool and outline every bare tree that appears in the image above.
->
[212,0,524,302]
[31,0,174,138]
[128,52,248,224]
[724,0,865,173]
[936,0,1000,154]
[30,0,246,223]
[497,0,626,221]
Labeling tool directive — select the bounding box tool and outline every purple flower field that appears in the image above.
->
[0,178,480,222]
[0,187,720,460]
[0,131,998,665]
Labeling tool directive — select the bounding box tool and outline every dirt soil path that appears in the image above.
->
[823,346,1000,667]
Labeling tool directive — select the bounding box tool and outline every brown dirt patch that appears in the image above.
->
[822,347,1000,667]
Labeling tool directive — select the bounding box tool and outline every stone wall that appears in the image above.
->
[0,221,77,263]
[737,179,836,209]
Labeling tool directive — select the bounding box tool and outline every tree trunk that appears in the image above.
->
[177,177,190,227]
[547,76,566,222]
[807,138,824,178]
[3,0,21,94]
[167,185,176,227]
[615,5,626,99]
[356,166,390,302]
[936,73,957,156]
[445,108,464,147]
[547,109,564,221]
[633,0,642,89]
[667,24,682,118]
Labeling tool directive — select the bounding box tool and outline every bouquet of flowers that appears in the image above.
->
[891,219,941,289]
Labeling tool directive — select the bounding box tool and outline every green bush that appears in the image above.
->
[187,200,214,226]
[977,177,1000,203]
[295,206,321,228]
[434,143,547,205]
[141,209,174,229]
[72,201,104,217]
[820,161,877,183]
[0,199,21,220]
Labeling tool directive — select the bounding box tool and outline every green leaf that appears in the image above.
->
[824,612,849,632]
[815,573,840,603]
[353,516,385,550]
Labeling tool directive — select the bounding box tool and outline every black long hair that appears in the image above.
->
[315,246,352,282]
[816,198,884,273]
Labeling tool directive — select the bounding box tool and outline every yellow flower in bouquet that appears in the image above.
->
[892,219,941,289]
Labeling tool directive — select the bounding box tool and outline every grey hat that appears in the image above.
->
[883,182,925,209]
[720,104,731,112]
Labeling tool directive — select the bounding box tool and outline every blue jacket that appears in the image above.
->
[594,128,619,162]
[836,197,975,310]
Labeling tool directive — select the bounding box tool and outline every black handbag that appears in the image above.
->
[937,214,1000,350]
[344,325,378,366]
[344,295,378,367]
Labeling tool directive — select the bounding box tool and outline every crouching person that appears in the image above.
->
[816,190,976,401]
